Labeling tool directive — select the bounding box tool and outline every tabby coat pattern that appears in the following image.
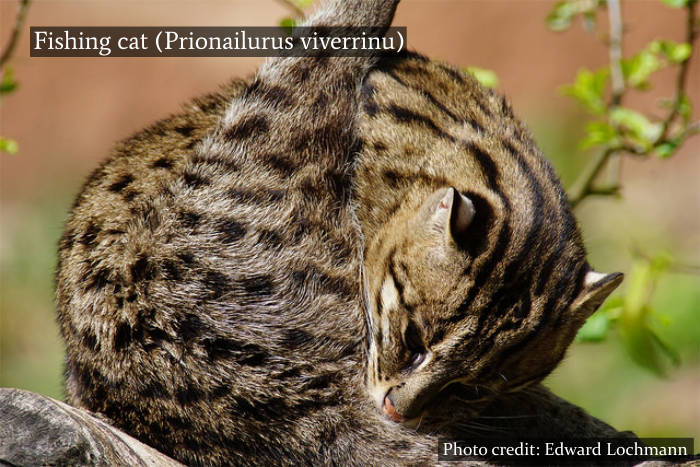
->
[56,0,621,464]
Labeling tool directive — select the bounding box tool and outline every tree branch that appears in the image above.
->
[568,147,616,208]
[608,0,625,107]
[656,0,698,144]
[568,0,699,209]
[0,0,30,70]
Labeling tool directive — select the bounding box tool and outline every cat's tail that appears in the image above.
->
[211,0,402,169]
[304,0,400,32]
[256,0,401,80]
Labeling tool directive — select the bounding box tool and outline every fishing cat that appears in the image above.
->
[55,0,622,464]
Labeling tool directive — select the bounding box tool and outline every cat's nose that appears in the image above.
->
[382,391,405,423]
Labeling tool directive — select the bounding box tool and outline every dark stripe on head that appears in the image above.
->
[464,142,500,192]
[438,63,466,85]
[489,141,548,324]
[386,105,456,143]
[385,69,463,124]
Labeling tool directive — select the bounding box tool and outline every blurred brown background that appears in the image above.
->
[1,0,698,441]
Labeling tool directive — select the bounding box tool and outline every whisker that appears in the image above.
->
[415,413,425,431]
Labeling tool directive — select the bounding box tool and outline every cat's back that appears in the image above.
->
[58,82,240,289]
[55,79,367,464]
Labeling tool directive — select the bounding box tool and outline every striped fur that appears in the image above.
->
[55,1,622,464]
[355,55,621,423]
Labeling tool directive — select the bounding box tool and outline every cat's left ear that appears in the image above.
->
[570,270,623,320]
[431,187,475,245]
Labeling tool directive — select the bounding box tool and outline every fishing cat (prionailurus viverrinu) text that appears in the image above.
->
[55,0,622,464]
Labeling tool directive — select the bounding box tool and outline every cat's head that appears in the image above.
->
[363,187,622,425]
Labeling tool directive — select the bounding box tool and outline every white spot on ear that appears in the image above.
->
[585,270,608,287]
[439,189,453,210]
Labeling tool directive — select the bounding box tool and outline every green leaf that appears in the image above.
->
[609,107,663,147]
[0,67,18,96]
[546,0,603,32]
[661,0,689,8]
[654,140,678,158]
[561,67,609,114]
[577,310,612,342]
[619,307,681,376]
[656,40,692,63]
[622,48,662,89]
[619,312,667,376]
[464,67,499,88]
[648,324,681,366]
[580,120,620,149]
[623,260,652,318]
[279,17,297,31]
[0,137,19,154]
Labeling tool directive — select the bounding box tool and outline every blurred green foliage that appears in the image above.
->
[546,0,699,378]
[578,254,682,376]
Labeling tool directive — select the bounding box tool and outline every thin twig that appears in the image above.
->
[631,246,700,276]
[607,0,625,107]
[274,0,307,20]
[568,147,616,208]
[0,0,30,70]
[655,0,698,144]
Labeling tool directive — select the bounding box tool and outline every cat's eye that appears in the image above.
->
[409,351,426,369]
[404,320,426,370]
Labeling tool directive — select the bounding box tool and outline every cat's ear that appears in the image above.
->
[431,187,475,244]
[570,270,623,320]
